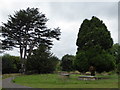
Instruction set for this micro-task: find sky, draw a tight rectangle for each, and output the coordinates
[0,0,119,59]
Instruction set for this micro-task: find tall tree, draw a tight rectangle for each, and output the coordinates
[75,16,115,73]
[76,16,113,53]
[1,7,61,73]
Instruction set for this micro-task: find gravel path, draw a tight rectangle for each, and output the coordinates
[2,77,32,88]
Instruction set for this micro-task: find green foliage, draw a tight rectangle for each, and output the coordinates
[60,54,75,72]
[2,54,13,74]
[118,45,120,63]
[74,47,115,73]
[2,54,20,74]
[76,16,113,53]
[26,44,59,74]
[74,51,89,72]
[49,56,60,71]
[110,43,120,64]
[1,7,61,73]
[1,7,61,51]
[75,16,114,73]
[91,50,115,73]
[116,63,120,74]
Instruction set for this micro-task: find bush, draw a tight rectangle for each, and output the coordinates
[116,63,120,74]
[74,51,89,73]
[2,54,20,74]
[91,51,115,73]
[60,54,75,72]
[74,46,115,73]
[26,44,59,74]
[26,56,59,74]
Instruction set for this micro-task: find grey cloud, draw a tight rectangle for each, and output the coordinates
[51,29,78,59]
[49,2,118,22]
[118,1,120,43]
[49,2,118,58]
[0,1,118,59]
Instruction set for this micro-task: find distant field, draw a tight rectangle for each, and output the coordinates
[13,74,118,88]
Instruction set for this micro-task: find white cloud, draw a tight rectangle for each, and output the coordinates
[0,1,51,25]
[50,21,80,59]
[0,1,118,59]
[102,17,118,43]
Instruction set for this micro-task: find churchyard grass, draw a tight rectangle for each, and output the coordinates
[13,73,118,88]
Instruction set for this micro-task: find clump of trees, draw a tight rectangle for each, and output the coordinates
[75,47,115,73]
[1,7,61,73]
[2,54,21,74]
[110,43,120,74]
[110,43,120,64]
[74,16,116,74]
[26,44,60,74]
[1,7,119,75]
[60,54,75,72]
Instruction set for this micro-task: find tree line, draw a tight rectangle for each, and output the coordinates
[2,42,120,74]
[2,54,21,74]
[61,43,120,75]
[1,7,120,75]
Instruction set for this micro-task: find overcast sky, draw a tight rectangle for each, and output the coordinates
[0,0,119,59]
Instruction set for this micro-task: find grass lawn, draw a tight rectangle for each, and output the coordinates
[13,74,118,88]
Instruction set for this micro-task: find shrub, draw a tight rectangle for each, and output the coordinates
[26,44,59,74]
[74,51,89,73]
[2,54,20,74]
[116,63,120,74]
[60,54,75,72]
[74,47,115,73]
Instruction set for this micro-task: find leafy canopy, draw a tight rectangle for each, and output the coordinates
[76,16,113,53]
[1,7,61,58]
[60,54,75,72]
[2,54,20,74]
[26,44,59,74]
[1,7,61,73]
[75,16,115,73]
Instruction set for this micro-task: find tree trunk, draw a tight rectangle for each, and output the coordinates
[20,45,26,74]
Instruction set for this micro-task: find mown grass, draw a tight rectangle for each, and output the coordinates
[13,74,118,88]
